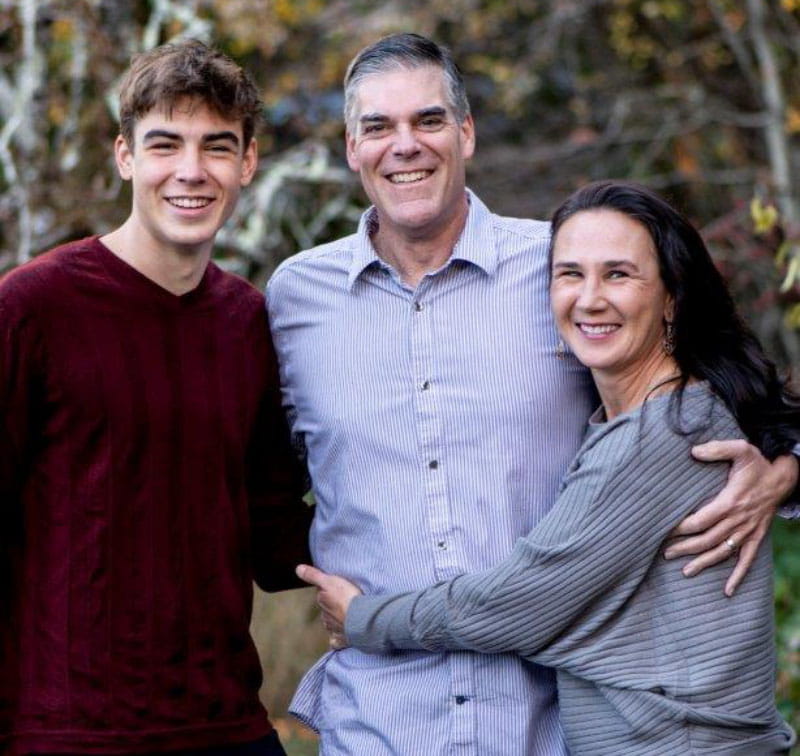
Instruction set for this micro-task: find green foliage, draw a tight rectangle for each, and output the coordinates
[774,518,800,732]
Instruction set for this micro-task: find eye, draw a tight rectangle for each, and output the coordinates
[362,123,387,135]
[148,141,177,152]
[607,269,629,280]
[207,143,236,153]
[554,269,581,279]
[418,116,445,130]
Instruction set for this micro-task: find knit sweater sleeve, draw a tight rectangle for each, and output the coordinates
[247,307,314,592]
[0,283,42,520]
[346,390,738,661]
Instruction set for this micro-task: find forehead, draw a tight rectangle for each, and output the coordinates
[553,209,656,261]
[352,65,450,119]
[132,97,244,142]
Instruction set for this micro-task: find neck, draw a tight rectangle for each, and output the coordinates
[101,221,211,296]
[372,197,469,288]
[593,352,681,420]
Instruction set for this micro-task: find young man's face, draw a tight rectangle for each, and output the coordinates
[346,65,475,243]
[114,98,257,258]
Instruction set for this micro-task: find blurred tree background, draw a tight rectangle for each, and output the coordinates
[2,0,799,751]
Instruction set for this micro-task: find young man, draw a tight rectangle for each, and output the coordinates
[267,33,798,755]
[0,40,311,756]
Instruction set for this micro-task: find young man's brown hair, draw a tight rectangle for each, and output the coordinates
[118,39,262,149]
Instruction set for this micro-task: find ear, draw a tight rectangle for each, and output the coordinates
[459,114,476,161]
[240,137,258,187]
[345,129,360,173]
[114,134,134,180]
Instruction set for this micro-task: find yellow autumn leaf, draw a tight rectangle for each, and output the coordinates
[786,106,800,134]
[784,302,800,330]
[750,197,779,234]
[780,255,800,294]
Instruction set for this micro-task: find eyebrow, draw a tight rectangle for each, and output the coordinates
[358,105,449,125]
[358,113,391,126]
[552,259,639,270]
[142,129,241,147]
[415,106,447,119]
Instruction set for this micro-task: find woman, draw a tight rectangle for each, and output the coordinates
[299,181,799,754]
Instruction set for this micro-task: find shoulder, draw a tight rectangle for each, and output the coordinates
[205,265,270,334]
[0,237,98,314]
[269,235,357,284]
[574,385,741,493]
[491,213,552,245]
[474,198,553,270]
[209,263,263,304]
[470,190,552,249]
[266,234,358,308]
[468,190,551,243]
[639,383,742,448]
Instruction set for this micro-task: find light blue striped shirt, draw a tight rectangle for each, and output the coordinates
[266,190,596,755]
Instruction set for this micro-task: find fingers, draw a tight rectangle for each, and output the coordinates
[295,563,329,588]
[668,501,730,538]
[724,539,759,597]
[691,438,752,464]
[674,520,769,596]
[665,516,737,558]
[328,631,348,650]
[677,530,741,577]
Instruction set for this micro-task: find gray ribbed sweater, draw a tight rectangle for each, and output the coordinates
[347,384,796,754]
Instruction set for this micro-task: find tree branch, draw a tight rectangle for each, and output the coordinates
[747,0,797,226]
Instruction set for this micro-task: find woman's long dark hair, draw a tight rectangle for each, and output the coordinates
[549,180,800,459]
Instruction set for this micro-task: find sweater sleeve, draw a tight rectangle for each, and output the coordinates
[346,398,738,663]
[247,315,313,593]
[0,287,44,619]
[0,293,40,524]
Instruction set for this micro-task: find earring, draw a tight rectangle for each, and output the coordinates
[556,338,566,360]
[663,321,675,355]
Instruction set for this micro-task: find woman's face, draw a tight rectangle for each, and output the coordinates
[550,208,673,380]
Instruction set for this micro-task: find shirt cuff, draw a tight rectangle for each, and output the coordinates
[778,444,800,519]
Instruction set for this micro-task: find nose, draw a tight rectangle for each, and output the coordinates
[175,146,207,184]
[575,275,605,311]
[391,124,421,158]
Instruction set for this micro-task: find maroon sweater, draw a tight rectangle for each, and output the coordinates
[0,238,312,754]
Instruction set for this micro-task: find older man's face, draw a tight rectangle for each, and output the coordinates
[346,65,475,244]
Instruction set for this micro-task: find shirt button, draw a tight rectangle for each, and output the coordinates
[414,301,424,312]
[428,460,438,469]
[455,695,468,705]
[421,380,430,391]
[437,541,447,550]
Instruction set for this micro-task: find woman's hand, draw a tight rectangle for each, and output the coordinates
[296,564,363,649]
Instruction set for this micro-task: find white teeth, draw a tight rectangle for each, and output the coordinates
[580,324,617,335]
[389,170,430,184]
[168,197,211,208]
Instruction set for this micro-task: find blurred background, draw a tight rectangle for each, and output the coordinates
[2,1,799,752]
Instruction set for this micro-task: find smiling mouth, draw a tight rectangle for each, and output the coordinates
[167,197,213,209]
[579,323,619,335]
[388,170,432,184]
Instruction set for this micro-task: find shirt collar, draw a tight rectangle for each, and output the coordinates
[347,189,499,290]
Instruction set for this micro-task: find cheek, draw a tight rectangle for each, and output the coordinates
[549,286,572,323]
[133,162,169,187]
[348,141,381,174]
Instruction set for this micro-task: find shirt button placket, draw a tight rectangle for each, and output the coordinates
[410,292,453,576]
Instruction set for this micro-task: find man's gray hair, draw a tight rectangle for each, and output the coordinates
[343,33,471,132]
